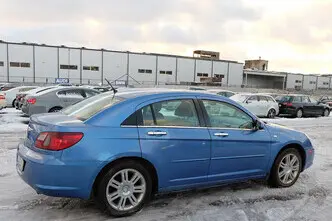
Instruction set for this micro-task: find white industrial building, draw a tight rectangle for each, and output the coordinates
[1,41,332,91]
[0,41,244,86]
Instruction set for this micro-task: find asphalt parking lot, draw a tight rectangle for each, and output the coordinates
[0,108,331,221]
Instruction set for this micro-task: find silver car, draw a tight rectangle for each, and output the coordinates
[21,86,101,116]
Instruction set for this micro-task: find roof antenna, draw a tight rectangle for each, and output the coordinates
[104,78,118,94]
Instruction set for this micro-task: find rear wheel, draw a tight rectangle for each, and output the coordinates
[267,109,276,118]
[295,109,303,118]
[96,161,152,217]
[12,99,16,108]
[323,108,330,117]
[48,107,62,113]
[269,148,302,188]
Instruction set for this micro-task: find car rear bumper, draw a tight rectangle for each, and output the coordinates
[21,105,47,116]
[16,142,96,199]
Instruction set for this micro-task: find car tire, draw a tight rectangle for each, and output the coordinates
[48,107,62,113]
[268,148,302,188]
[267,109,276,118]
[323,108,330,117]
[96,160,152,217]
[295,109,303,118]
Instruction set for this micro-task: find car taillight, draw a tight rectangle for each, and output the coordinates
[282,102,293,107]
[0,95,5,100]
[35,132,83,151]
[27,98,36,104]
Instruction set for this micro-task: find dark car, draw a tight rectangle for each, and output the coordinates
[277,94,330,118]
[318,96,332,107]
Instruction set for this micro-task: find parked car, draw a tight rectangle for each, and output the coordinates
[15,86,56,109]
[17,90,314,217]
[318,95,332,107]
[21,86,101,116]
[0,86,39,107]
[207,89,235,97]
[277,94,330,118]
[0,83,15,92]
[0,93,6,110]
[230,93,279,118]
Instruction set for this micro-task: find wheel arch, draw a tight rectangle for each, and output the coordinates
[48,106,63,112]
[271,143,306,174]
[91,156,159,199]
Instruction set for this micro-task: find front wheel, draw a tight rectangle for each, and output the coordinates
[323,108,330,117]
[269,148,302,188]
[96,161,152,217]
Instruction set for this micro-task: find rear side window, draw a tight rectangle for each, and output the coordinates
[292,96,301,102]
[248,96,258,101]
[258,96,268,102]
[302,96,310,103]
[137,99,200,127]
[57,90,84,99]
[266,96,275,102]
[19,87,35,92]
[63,94,123,121]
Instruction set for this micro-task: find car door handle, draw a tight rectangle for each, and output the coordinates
[214,132,229,137]
[147,131,167,136]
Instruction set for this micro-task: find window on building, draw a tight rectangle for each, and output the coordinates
[83,66,91,70]
[60,65,78,70]
[10,62,20,67]
[145,69,152,74]
[166,71,172,75]
[323,82,329,85]
[160,71,165,74]
[20,62,30,68]
[0,61,4,67]
[214,74,225,78]
[309,81,316,84]
[197,73,209,77]
[295,80,302,83]
[91,66,99,71]
[138,69,145,73]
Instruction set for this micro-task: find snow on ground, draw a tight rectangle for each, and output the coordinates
[0,108,331,221]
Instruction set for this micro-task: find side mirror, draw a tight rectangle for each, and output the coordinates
[252,119,263,131]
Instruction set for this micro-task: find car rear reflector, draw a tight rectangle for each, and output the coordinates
[0,95,5,100]
[35,132,83,151]
[27,98,36,104]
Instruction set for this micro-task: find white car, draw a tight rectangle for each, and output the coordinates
[207,89,235,97]
[0,86,38,107]
[230,93,279,118]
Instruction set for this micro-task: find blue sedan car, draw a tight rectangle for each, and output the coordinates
[17,90,314,217]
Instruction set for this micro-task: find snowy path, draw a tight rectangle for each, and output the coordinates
[0,109,331,221]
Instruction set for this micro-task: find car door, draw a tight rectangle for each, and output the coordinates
[56,89,85,107]
[301,96,314,115]
[308,97,324,115]
[199,99,271,182]
[244,95,263,116]
[137,98,211,189]
[258,96,270,115]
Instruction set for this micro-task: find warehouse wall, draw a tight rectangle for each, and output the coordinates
[0,43,7,82]
[103,51,128,83]
[81,49,102,85]
[129,54,156,85]
[317,76,330,89]
[35,46,58,83]
[8,44,34,82]
[228,63,243,86]
[58,48,81,84]
[195,60,212,82]
[177,58,195,83]
[156,56,176,84]
[286,74,303,89]
[303,75,317,90]
[212,61,228,85]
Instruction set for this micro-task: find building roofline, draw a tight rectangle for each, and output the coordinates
[0,40,242,64]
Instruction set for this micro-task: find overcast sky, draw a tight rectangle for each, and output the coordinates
[1,0,331,74]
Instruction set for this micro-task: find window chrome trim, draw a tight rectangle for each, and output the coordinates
[137,125,206,129]
[121,125,264,131]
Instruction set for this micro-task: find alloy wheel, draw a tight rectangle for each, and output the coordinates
[278,153,300,185]
[268,109,276,118]
[106,169,146,212]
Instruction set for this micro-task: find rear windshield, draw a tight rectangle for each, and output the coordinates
[62,93,123,121]
[230,94,249,102]
[276,96,292,102]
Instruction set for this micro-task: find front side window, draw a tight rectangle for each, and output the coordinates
[202,100,253,129]
[57,90,84,99]
[258,96,268,102]
[84,89,100,98]
[139,99,200,127]
[292,96,301,102]
[302,96,310,103]
[248,96,258,102]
